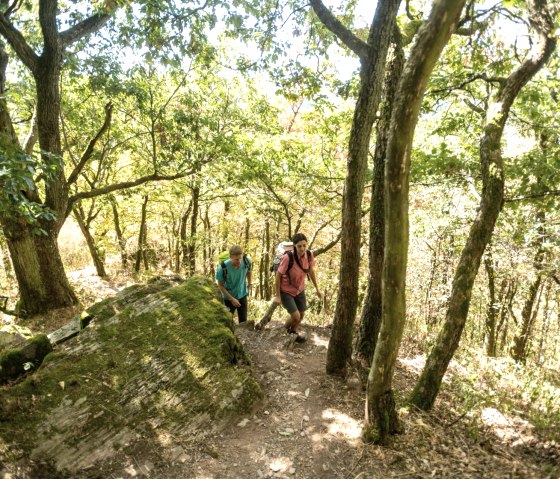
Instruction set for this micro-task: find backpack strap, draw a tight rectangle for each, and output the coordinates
[292,250,311,273]
[220,260,228,283]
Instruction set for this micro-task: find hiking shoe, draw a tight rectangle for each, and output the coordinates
[294,333,306,343]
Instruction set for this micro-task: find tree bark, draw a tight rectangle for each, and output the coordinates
[366,0,467,444]
[409,0,556,411]
[134,195,149,273]
[355,35,404,367]
[185,186,199,276]
[322,0,402,377]
[73,206,107,277]
[110,197,128,269]
[484,248,498,357]
[511,213,547,362]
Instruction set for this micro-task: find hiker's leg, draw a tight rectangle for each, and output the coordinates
[280,292,299,332]
[285,310,301,333]
[237,296,248,323]
[290,292,307,332]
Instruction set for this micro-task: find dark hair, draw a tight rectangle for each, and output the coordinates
[292,233,308,245]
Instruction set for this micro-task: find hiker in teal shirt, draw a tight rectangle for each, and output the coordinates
[216,245,252,323]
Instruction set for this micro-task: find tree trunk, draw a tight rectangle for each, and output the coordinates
[134,195,149,273]
[179,200,193,272]
[484,248,498,357]
[325,0,401,376]
[0,233,14,280]
[355,37,404,367]
[264,219,271,300]
[366,0,466,444]
[0,42,77,316]
[73,207,107,277]
[185,186,199,276]
[110,197,128,269]
[409,0,556,411]
[3,219,78,316]
[511,274,543,362]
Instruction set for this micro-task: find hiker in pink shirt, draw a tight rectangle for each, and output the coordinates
[274,233,321,341]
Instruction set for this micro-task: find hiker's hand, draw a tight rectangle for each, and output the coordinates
[232,298,241,308]
[273,296,281,304]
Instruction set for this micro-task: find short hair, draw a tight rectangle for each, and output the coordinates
[292,233,308,245]
[229,245,243,256]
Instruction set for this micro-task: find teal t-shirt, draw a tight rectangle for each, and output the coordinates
[216,257,252,300]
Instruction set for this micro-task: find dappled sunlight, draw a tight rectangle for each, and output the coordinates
[399,354,426,372]
[309,331,329,348]
[309,408,363,443]
[480,407,536,446]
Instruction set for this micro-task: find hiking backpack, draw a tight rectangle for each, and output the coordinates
[271,241,311,274]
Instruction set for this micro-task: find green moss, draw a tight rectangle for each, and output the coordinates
[0,348,26,383]
[0,275,261,470]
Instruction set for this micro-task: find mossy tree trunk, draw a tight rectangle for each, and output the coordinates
[409,0,556,411]
[355,33,404,367]
[366,0,466,444]
[312,0,402,377]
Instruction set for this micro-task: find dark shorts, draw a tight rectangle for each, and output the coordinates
[281,291,307,314]
[224,296,248,323]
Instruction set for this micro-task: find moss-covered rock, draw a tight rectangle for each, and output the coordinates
[0,334,52,384]
[0,276,261,475]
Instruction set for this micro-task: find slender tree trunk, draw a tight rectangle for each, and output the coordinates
[73,207,107,277]
[484,248,498,357]
[511,275,543,362]
[134,195,149,273]
[185,186,199,276]
[264,219,271,300]
[409,0,556,411]
[366,0,466,443]
[110,197,128,269]
[179,200,193,272]
[355,37,404,367]
[325,0,402,376]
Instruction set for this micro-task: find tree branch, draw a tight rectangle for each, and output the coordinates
[66,170,197,216]
[0,14,38,72]
[313,231,342,257]
[309,0,370,60]
[67,102,113,186]
[60,11,113,48]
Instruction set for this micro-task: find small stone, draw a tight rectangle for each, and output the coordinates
[237,418,250,427]
[264,410,270,415]
[289,467,296,475]
[270,463,282,472]
[302,415,309,422]
[304,388,310,398]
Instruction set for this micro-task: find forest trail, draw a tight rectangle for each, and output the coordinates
[164,321,554,479]
[18,270,558,478]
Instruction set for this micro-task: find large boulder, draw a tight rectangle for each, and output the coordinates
[0,276,261,476]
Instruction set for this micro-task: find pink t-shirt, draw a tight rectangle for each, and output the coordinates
[277,251,315,296]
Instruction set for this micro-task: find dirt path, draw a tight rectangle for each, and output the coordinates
[158,322,555,479]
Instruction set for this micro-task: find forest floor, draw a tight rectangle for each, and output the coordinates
[8,268,560,479]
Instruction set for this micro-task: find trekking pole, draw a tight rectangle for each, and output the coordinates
[255,300,279,330]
